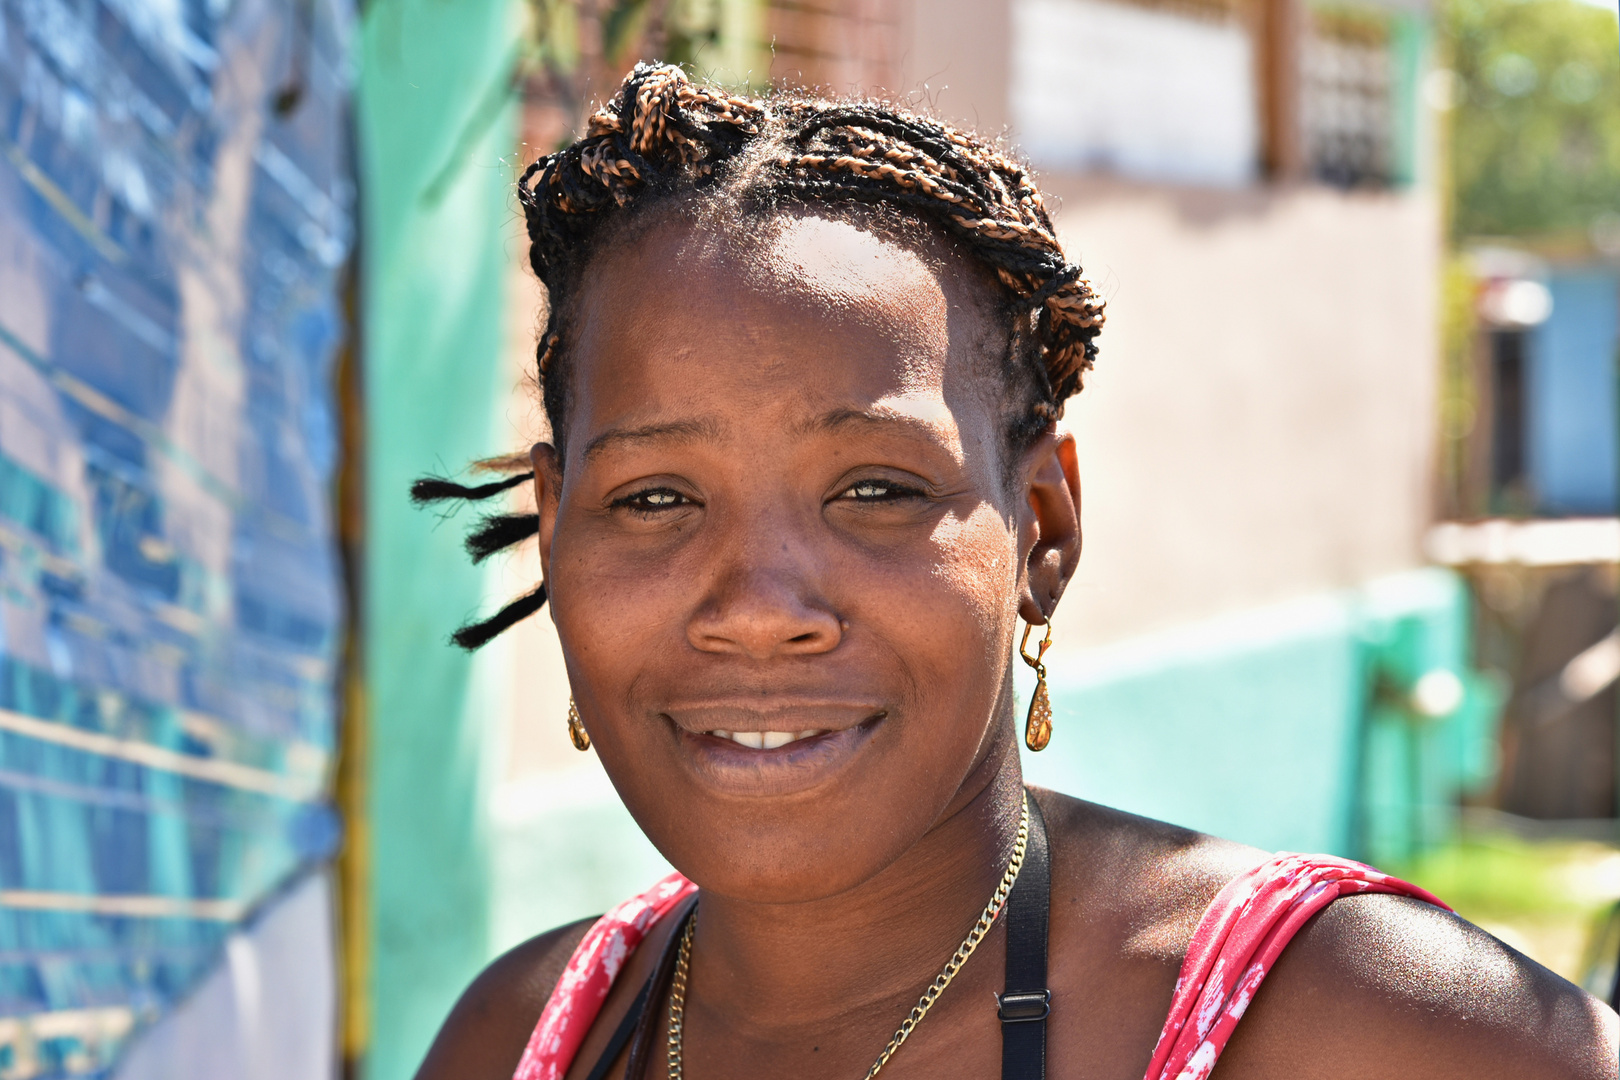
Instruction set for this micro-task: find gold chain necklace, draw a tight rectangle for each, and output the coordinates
[666,794,1031,1080]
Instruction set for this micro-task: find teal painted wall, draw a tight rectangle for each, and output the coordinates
[1388,13,1431,189]
[489,772,673,957]
[357,0,520,1075]
[1024,568,1499,864]
[1024,593,1366,854]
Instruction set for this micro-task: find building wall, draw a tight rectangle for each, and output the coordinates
[894,0,1446,647]
[1043,176,1442,647]
[0,0,352,1073]
[1012,0,1260,186]
[1027,568,1495,864]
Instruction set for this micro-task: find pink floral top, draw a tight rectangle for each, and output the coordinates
[511,853,1447,1080]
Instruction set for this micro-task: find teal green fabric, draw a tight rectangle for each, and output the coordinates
[358,0,520,1076]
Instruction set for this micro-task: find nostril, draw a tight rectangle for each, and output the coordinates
[789,632,818,644]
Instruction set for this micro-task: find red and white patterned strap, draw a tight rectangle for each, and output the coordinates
[511,872,697,1080]
[1142,853,1449,1080]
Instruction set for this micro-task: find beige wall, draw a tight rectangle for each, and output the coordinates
[1042,177,1441,646]
[893,0,1012,134]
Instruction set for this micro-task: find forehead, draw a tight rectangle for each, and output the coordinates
[565,211,1004,443]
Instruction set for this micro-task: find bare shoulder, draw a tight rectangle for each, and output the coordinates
[1035,787,1269,955]
[1214,890,1620,1080]
[413,916,597,1080]
[1033,789,1618,1079]
[1034,789,1274,1079]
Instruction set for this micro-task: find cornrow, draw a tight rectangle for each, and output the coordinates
[424,61,1106,649]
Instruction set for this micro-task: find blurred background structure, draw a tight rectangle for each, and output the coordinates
[0,0,1614,1075]
[0,0,350,1075]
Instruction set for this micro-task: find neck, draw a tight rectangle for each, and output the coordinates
[683,727,1027,1037]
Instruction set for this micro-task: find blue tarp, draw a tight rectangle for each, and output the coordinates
[0,0,352,1072]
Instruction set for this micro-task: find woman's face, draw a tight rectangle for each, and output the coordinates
[534,212,1080,903]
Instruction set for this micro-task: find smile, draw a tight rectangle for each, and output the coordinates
[668,708,884,798]
[705,729,829,749]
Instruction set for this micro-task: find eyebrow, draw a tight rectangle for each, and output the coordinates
[797,406,945,440]
[582,418,724,461]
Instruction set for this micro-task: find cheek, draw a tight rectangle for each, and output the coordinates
[860,502,1019,755]
[546,526,687,685]
[924,504,1020,653]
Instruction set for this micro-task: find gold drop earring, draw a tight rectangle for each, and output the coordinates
[566,697,591,752]
[1019,622,1054,751]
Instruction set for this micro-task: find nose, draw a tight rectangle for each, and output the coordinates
[687,533,844,659]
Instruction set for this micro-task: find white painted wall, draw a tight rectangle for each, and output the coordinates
[1011,0,1260,186]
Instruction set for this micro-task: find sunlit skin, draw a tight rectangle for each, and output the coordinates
[416,212,1619,1080]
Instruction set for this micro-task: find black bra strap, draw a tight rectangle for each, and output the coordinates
[583,976,652,1080]
[1000,791,1051,1080]
[585,896,695,1080]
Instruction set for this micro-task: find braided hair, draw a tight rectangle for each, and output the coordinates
[416,62,1106,650]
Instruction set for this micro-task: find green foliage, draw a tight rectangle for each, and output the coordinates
[1437,254,1480,513]
[1389,831,1620,985]
[1446,0,1620,240]
[1392,833,1597,919]
[521,0,731,83]
[523,0,582,76]
[660,0,725,69]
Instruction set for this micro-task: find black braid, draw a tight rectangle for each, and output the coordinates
[466,514,540,564]
[411,472,532,504]
[451,584,547,651]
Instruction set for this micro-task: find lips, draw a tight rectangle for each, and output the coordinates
[663,703,885,797]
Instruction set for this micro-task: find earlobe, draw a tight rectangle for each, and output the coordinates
[1018,431,1082,625]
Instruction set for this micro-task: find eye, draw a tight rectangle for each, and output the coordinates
[613,487,693,514]
[837,478,925,502]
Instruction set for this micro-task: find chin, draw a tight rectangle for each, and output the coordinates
[658,809,909,904]
[615,768,939,905]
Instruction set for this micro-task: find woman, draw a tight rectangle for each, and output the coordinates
[413,64,1618,1080]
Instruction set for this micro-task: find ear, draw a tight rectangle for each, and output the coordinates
[530,442,562,595]
[1016,430,1081,625]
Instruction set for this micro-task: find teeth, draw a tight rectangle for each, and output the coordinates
[706,730,828,749]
